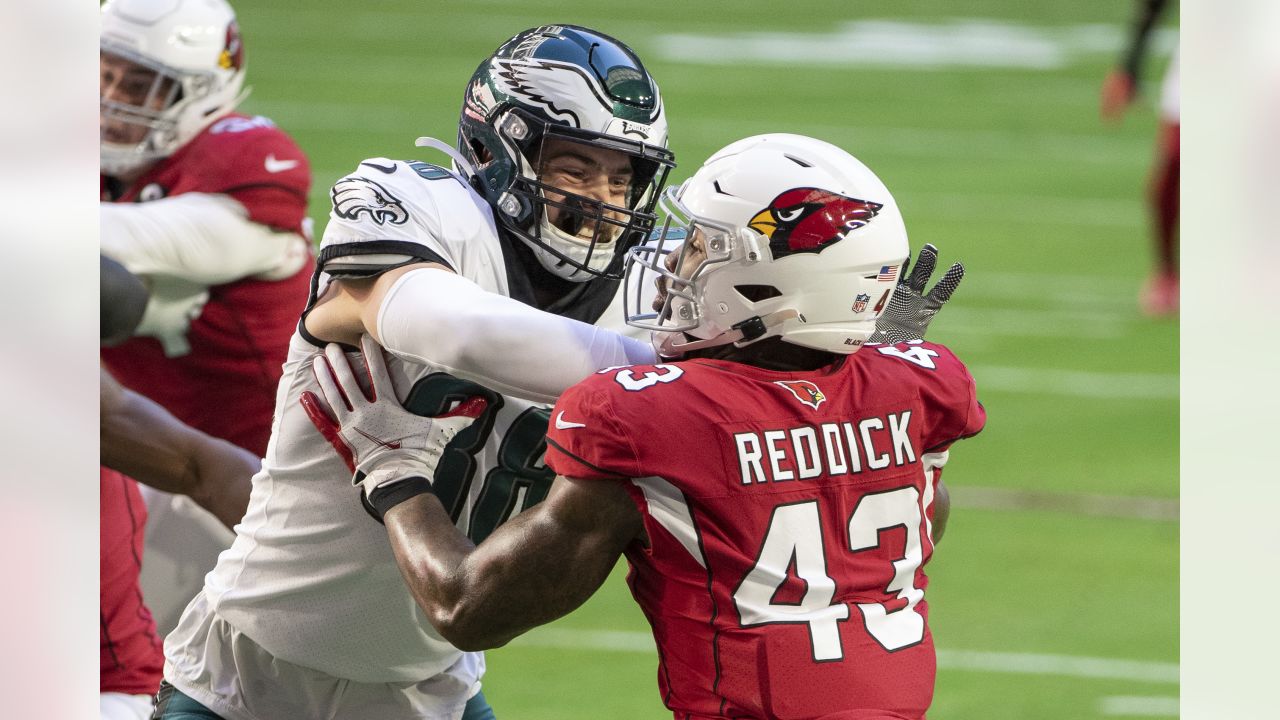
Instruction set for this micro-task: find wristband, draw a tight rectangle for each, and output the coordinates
[363,475,435,524]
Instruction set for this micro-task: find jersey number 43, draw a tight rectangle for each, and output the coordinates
[732,486,928,661]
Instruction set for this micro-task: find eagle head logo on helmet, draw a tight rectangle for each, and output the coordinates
[331,177,409,226]
[746,187,882,258]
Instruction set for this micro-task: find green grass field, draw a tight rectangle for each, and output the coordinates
[232,1,1179,716]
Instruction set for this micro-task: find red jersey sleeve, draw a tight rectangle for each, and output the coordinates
[912,341,986,452]
[173,116,312,233]
[545,374,640,480]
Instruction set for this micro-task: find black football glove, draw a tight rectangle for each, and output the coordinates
[869,243,965,344]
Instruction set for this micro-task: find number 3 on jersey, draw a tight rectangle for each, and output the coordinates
[732,487,927,661]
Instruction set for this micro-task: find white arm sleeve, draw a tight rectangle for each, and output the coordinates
[377,268,658,404]
[100,193,306,285]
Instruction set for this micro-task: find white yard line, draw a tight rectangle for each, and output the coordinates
[972,365,1178,399]
[1100,695,1181,716]
[509,628,1179,684]
[678,116,1147,166]
[954,487,1178,522]
[654,20,1175,70]
[931,307,1136,340]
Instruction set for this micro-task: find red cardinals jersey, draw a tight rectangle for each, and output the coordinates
[546,341,985,720]
[100,113,313,456]
[100,467,164,696]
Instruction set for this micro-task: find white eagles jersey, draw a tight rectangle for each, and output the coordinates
[166,158,637,689]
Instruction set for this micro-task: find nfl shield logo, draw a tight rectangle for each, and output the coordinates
[853,293,871,313]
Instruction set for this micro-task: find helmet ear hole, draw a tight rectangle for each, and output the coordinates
[735,284,783,303]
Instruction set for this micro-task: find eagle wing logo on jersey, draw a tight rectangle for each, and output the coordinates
[748,187,883,257]
[331,177,409,226]
[774,380,827,410]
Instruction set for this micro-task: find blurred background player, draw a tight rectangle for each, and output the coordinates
[1100,0,1178,316]
[101,257,257,720]
[153,25,673,720]
[304,134,982,720]
[98,0,313,633]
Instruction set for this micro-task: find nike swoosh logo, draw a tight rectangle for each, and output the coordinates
[360,161,397,174]
[554,411,587,430]
[264,154,300,173]
[354,428,402,450]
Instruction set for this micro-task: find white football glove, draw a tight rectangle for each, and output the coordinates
[300,334,488,522]
[869,243,965,344]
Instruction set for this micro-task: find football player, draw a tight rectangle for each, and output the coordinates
[99,0,314,635]
[101,260,258,720]
[1100,0,1179,315]
[100,0,313,457]
[154,25,674,720]
[305,134,982,720]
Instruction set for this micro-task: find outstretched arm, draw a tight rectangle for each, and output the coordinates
[385,475,642,651]
[306,264,656,404]
[100,368,257,529]
[302,335,644,649]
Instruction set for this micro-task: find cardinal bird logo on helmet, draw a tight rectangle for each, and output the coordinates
[748,187,882,257]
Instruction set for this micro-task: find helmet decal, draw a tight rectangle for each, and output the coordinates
[747,187,883,257]
[219,20,244,71]
[491,58,607,129]
[623,133,909,357]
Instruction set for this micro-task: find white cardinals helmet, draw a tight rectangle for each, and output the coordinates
[100,0,248,176]
[625,133,910,358]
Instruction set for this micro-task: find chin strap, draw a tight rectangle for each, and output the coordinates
[415,136,479,178]
[658,308,801,356]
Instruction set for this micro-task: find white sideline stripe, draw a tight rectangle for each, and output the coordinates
[955,487,1178,523]
[964,272,1138,306]
[655,20,1175,70]
[509,628,1179,684]
[678,117,1146,167]
[1100,695,1181,716]
[972,365,1179,400]
[937,650,1178,684]
[909,192,1143,229]
[934,308,1133,340]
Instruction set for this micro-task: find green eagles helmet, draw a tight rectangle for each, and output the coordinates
[457,25,676,281]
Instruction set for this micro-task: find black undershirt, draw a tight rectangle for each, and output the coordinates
[495,228,621,325]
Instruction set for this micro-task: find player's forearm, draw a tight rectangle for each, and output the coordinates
[183,437,257,530]
[101,192,302,286]
[377,268,657,403]
[384,494,531,650]
[385,490,625,651]
[101,386,255,529]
